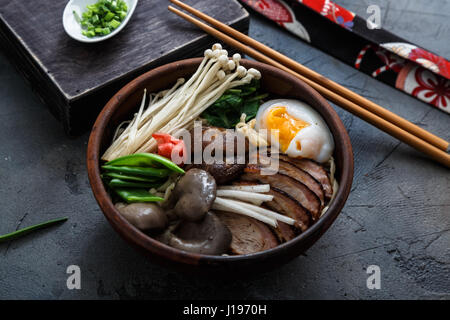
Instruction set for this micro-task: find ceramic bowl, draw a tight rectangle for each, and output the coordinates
[87,58,354,272]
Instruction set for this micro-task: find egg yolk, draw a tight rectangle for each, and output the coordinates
[266,106,310,152]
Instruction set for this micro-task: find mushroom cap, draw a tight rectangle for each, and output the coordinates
[168,168,217,222]
[160,212,232,255]
[115,202,168,230]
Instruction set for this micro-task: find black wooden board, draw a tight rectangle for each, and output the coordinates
[0,0,249,135]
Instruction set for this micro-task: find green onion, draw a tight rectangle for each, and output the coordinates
[105,153,185,174]
[0,217,68,243]
[102,172,162,183]
[74,0,128,38]
[103,153,184,204]
[108,178,162,189]
[109,19,121,29]
[102,165,171,178]
[114,189,164,203]
[104,11,115,21]
[73,10,82,24]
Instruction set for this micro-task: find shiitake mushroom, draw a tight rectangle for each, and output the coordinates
[158,212,232,255]
[164,168,217,222]
[117,168,232,255]
[115,202,168,230]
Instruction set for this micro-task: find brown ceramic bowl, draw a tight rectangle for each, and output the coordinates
[87,58,354,272]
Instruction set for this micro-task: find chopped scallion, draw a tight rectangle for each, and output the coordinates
[74,0,128,38]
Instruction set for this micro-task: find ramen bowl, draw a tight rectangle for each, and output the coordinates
[87,58,354,272]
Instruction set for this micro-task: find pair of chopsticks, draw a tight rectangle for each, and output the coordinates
[168,0,450,168]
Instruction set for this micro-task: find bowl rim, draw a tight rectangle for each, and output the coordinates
[87,57,354,266]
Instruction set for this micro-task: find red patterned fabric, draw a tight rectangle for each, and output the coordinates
[243,0,293,23]
[300,0,355,30]
[409,48,450,79]
[397,65,450,112]
[241,0,450,113]
[412,69,449,109]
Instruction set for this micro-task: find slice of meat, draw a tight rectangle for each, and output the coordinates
[216,211,278,255]
[273,221,296,242]
[187,126,249,157]
[251,153,325,206]
[266,188,311,231]
[242,165,321,220]
[185,163,245,184]
[232,181,307,241]
[278,160,325,206]
[184,126,247,184]
[276,154,333,200]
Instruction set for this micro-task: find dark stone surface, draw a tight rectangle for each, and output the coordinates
[0,0,449,299]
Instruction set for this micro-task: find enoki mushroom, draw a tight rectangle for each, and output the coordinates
[235,113,269,147]
[102,43,262,161]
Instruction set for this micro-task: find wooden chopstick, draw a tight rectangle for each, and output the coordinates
[168,5,450,168]
[170,0,448,153]
[169,0,449,153]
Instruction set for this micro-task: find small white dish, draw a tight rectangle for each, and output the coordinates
[63,0,138,43]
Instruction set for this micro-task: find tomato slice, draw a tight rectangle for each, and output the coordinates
[152,133,186,165]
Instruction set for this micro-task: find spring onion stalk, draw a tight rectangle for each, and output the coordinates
[108,178,162,189]
[216,189,274,203]
[218,184,271,193]
[105,153,185,174]
[114,189,164,203]
[213,197,277,228]
[102,172,162,183]
[0,217,68,243]
[226,198,296,225]
[101,165,171,178]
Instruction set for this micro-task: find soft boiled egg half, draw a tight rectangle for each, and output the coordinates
[255,99,334,163]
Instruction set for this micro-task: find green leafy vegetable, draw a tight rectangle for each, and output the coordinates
[0,217,68,243]
[201,79,268,128]
[74,0,128,38]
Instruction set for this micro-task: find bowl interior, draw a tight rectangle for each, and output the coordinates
[88,58,354,270]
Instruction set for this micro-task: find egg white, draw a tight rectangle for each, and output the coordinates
[255,99,334,163]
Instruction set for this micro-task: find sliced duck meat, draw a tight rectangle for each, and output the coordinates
[250,153,325,207]
[217,211,279,255]
[278,160,325,206]
[242,165,321,220]
[184,126,248,184]
[232,181,309,239]
[187,126,220,153]
[265,188,311,231]
[257,196,288,243]
[274,222,296,242]
[187,126,249,157]
[185,163,245,184]
[276,154,333,200]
